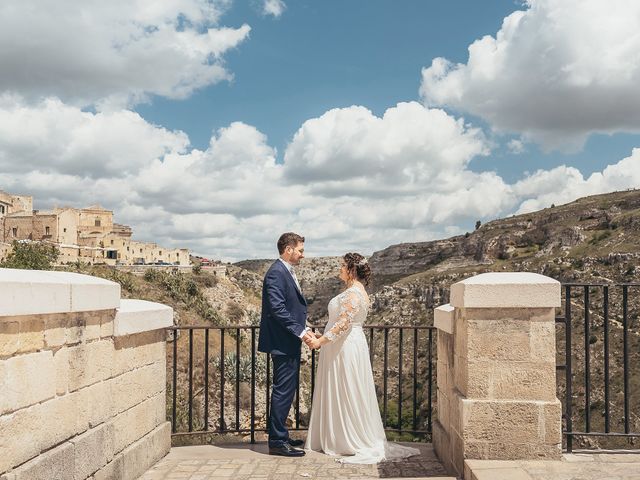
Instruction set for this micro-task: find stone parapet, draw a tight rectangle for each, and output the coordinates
[434,272,562,479]
[0,268,173,480]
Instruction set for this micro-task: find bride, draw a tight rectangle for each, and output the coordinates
[304,253,420,464]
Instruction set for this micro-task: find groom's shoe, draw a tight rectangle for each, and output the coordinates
[269,443,305,457]
[287,438,305,447]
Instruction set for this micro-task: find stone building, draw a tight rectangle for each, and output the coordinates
[0,191,190,266]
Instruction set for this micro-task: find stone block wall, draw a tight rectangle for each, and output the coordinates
[433,272,562,478]
[0,269,173,480]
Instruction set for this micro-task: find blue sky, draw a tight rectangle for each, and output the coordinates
[1,0,640,260]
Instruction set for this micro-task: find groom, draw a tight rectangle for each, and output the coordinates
[258,232,314,457]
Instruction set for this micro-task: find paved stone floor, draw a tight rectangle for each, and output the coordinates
[466,453,640,480]
[139,442,455,480]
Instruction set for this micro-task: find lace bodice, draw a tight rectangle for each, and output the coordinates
[323,286,369,341]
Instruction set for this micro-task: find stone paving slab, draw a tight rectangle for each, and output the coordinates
[139,442,456,479]
[465,453,640,480]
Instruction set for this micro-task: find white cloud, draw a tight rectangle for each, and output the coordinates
[513,148,640,213]
[507,139,525,154]
[2,94,638,261]
[0,0,250,108]
[262,0,286,17]
[284,102,490,196]
[420,0,640,151]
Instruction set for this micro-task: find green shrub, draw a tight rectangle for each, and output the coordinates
[0,241,59,270]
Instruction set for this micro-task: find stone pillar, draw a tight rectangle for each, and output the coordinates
[433,272,562,478]
[0,268,174,480]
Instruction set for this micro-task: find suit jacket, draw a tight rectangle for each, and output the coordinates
[257,260,308,356]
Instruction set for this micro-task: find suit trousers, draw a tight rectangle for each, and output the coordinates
[268,353,300,447]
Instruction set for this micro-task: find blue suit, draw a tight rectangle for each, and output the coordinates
[258,260,307,447]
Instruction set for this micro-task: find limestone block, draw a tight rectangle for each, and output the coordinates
[436,389,450,430]
[0,316,45,357]
[120,422,171,480]
[84,310,104,341]
[473,361,557,401]
[113,299,173,337]
[44,313,68,349]
[70,423,114,480]
[463,307,555,323]
[464,440,561,460]
[0,268,120,316]
[0,320,19,357]
[466,319,532,362]
[92,456,124,480]
[113,330,165,377]
[529,321,557,362]
[0,350,55,415]
[433,420,453,475]
[450,272,560,309]
[84,380,114,428]
[0,404,43,474]
[112,362,165,415]
[100,318,114,338]
[453,315,468,360]
[53,347,69,395]
[111,392,165,454]
[543,399,562,445]
[37,390,89,452]
[67,340,114,392]
[436,330,453,367]
[461,399,551,444]
[455,356,492,398]
[66,311,114,346]
[5,441,74,480]
[434,304,454,334]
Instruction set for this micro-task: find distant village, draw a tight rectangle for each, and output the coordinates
[0,190,190,266]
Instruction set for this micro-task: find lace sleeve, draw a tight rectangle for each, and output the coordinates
[323,290,359,341]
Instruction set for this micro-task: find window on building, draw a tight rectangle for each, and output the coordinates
[0,205,5,214]
[45,226,50,236]
[95,219,101,227]
[63,228,67,233]
[110,239,114,245]
[12,227,17,237]
[140,248,143,253]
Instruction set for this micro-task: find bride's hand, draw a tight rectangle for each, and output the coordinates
[309,337,321,350]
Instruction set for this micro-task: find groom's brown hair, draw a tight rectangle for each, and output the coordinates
[277,232,305,254]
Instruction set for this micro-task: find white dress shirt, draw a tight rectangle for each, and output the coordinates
[278,257,309,339]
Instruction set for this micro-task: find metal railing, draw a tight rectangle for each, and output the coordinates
[167,325,435,443]
[556,283,640,452]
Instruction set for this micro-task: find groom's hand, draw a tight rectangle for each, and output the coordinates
[302,331,315,348]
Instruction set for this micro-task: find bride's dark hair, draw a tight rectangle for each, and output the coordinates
[343,252,372,286]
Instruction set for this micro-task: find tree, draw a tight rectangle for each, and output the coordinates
[475,220,482,230]
[0,241,59,270]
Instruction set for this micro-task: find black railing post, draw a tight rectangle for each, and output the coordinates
[235,328,240,431]
[603,285,610,433]
[220,329,225,431]
[172,330,177,433]
[584,286,591,433]
[565,285,573,453]
[188,328,194,432]
[383,327,389,427]
[623,285,630,434]
[412,328,418,433]
[428,328,433,435]
[204,328,209,431]
[250,327,256,444]
[398,328,403,433]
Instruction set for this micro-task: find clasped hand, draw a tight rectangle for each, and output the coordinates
[303,331,322,349]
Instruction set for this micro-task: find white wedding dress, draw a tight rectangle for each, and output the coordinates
[305,286,421,464]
